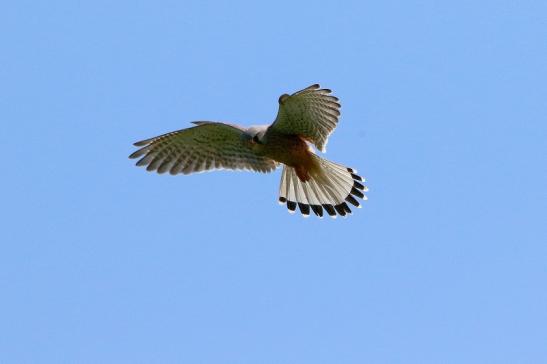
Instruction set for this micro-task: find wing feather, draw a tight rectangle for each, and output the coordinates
[129,122,277,175]
[267,84,341,152]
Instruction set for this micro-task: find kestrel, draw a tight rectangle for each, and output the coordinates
[129,84,368,217]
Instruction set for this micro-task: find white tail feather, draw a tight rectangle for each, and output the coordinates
[278,155,367,218]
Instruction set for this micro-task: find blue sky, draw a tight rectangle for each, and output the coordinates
[1,0,546,362]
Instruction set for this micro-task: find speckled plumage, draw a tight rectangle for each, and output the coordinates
[270,84,341,152]
[129,84,368,218]
[129,122,277,174]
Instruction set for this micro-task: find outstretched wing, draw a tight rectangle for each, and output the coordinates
[267,84,341,152]
[129,122,278,175]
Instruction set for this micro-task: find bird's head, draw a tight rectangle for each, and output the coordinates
[246,126,268,149]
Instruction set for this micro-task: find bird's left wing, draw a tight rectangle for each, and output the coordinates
[267,84,341,152]
[129,122,277,174]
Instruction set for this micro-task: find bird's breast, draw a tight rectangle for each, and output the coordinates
[261,134,317,172]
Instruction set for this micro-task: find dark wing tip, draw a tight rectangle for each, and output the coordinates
[310,205,324,217]
[351,187,365,199]
[353,180,365,190]
[128,149,142,159]
[341,202,352,214]
[298,203,310,216]
[334,204,347,216]
[322,204,336,217]
[133,140,151,147]
[287,200,297,212]
[351,173,362,181]
[345,195,360,207]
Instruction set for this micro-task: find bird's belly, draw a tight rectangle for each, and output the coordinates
[262,134,317,171]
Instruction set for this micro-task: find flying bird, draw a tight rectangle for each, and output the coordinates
[129,84,368,218]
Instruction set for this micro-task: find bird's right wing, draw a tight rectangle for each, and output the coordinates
[129,122,278,175]
[267,84,341,152]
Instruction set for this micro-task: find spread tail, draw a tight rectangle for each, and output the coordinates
[278,155,368,218]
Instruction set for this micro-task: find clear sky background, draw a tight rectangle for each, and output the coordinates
[1,0,546,363]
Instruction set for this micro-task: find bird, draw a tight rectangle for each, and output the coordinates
[129,84,368,218]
